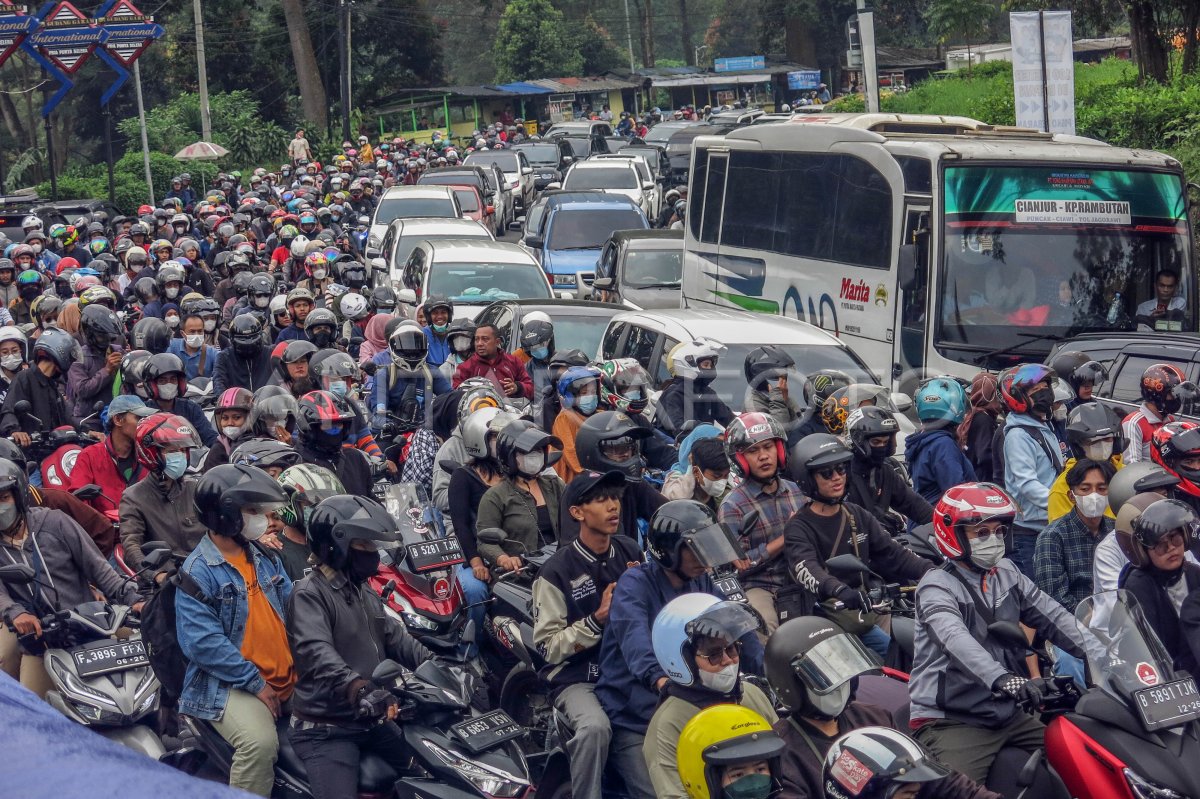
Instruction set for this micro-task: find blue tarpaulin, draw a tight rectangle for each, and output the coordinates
[493,82,554,95]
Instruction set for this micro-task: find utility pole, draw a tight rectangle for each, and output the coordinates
[134,61,155,205]
[622,0,638,114]
[193,0,212,140]
[856,0,880,113]
[338,0,352,143]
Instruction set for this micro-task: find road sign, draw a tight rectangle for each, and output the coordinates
[96,0,162,106]
[714,55,765,73]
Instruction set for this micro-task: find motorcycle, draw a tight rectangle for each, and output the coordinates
[0,562,164,758]
[171,656,532,799]
[11,399,98,487]
[823,552,918,674]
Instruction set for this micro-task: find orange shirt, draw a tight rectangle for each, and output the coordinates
[227,548,295,699]
[552,408,586,484]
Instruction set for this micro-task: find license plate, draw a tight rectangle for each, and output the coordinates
[1133,676,1200,731]
[72,639,148,677]
[450,710,523,754]
[407,537,465,573]
[714,575,746,603]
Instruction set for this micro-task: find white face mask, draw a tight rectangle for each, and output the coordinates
[697,661,739,693]
[517,451,545,476]
[1084,439,1113,461]
[969,535,1006,570]
[0,354,22,371]
[809,681,852,718]
[165,315,180,328]
[165,287,179,299]
[203,319,217,332]
[185,334,204,349]
[1052,405,1068,421]
[311,269,327,280]
[697,471,727,498]
[157,382,178,401]
[1074,491,1109,519]
[253,296,269,309]
[222,425,243,441]
[241,512,269,541]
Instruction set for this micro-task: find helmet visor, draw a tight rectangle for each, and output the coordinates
[791,633,881,695]
[683,521,746,568]
[685,601,760,644]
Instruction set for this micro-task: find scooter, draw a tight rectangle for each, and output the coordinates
[0,562,164,758]
[11,399,98,487]
[823,552,918,673]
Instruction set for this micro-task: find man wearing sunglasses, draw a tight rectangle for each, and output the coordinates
[784,434,935,658]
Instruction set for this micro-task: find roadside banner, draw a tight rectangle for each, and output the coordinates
[0,4,38,68]
[1010,10,1075,134]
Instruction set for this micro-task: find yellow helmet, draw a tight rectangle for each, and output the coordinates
[676,704,785,799]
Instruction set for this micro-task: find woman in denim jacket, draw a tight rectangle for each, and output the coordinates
[176,464,291,797]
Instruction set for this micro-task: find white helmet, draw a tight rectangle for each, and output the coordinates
[290,235,310,259]
[521,310,552,329]
[669,339,725,381]
[269,294,288,315]
[339,292,370,321]
[0,325,28,361]
[21,215,42,233]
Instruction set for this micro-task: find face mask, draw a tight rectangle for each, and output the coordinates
[157,382,178,401]
[19,287,38,302]
[969,534,1006,570]
[869,444,890,466]
[578,394,599,415]
[699,473,727,498]
[162,451,188,479]
[30,243,42,254]
[1052,405,1068,421]
[311,268,327,280]
[234,341,260,358]
[517,451,545,477]
[432,323,448,334]
[310,330,334,349]
[0,501,18,531]
[329,380,348,398]
[185,334,204,349]
[55,284,72,299]
[809,681,851,719]
[165,315,180,329]
[253,295,269,309]
[697,661,739,694]
[1,354,22,371]
[1074,491,1109,518]
[1084,440,1113,461]
[531,345,549,361]
[348,548,380,583]
[1030,387,1054,417]
[165,287,179,299]
[222,425,243,440]
[241,512,269,541]
[723,773,772,799]
[452,339,472,355]
[203,319,217,332]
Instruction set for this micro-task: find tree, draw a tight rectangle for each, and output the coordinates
[573,15,630,75]
[279,0,329,128]
[925,0,996,72]
[493,0,584,82]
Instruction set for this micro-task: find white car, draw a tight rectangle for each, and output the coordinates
[593,153,662,218]
[561,161,654,216]
[465,150,535,214]
[366,186,461,255]
[395,240,556,320]
[368,217,494,289]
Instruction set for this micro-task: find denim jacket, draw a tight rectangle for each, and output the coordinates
[176,535,292,720]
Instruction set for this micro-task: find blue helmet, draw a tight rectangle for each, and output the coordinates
[556,365,601,409]
[915,377,968,424]
[652,593,760,689]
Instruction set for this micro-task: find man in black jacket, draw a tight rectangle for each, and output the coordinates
[0,329,75,448]
[844,406,933,535]
[287,495,433,799]
[213,314,275,394]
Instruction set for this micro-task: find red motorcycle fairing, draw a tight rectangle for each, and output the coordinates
[370,563,464,622]
[42,441,83,487]
[1045,716,1133,799]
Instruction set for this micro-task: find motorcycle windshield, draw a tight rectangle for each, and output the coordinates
[1075,590,1179,704]
[378,482,448,545]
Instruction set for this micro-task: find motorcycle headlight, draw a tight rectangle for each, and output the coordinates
[383,595,439,631]
[422,740,528,798]
[50,658,118,709]
[1125,769,1185,799]
[71,699,103,721]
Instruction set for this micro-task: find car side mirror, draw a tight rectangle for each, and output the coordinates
[526,235,545,249]
[365,246,380,259]
[545,182,561,191]
[897,244,918,291]
[591,277,614,291]
[370,258,386,272]
[890,392,913,413]
[521,167,533,176]
[396,288,417,305]
[643,182,655,192]
[562,156,574,164]
[476,527,508,545]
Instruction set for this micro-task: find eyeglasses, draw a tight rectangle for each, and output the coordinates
[1150,531,1186,555]
[816,464,848,480]
[697,642,741,665]
[967,524,1009,540]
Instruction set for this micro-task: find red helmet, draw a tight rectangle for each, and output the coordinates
[998,363,1056,414]
[1151,420,1200,498]
[1140,363,1196,415]
[135,412,201,471]
[298,389,354,430]
[137,204,154,215]
[932,482,1018,561]
[216,387,254,414]
[55,256,81,275]
[723,412,785,478]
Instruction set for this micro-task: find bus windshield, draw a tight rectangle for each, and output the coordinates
[937,165,1192,362]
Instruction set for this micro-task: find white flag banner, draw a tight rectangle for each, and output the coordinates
[1010,10,1075,134]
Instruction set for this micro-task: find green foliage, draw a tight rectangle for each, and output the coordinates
[924,0,995,45]
[493,0,584,82]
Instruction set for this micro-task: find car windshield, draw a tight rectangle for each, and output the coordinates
[375,198,457,225]
[561,138,592,158]
[543,313,609,357]
[469,152,519,172]
[427,262,551,302]
[452,189,480,213]
[644,123,691,144]
[707,342,877,411]
[620,149,661,173]
[392,232,487,267]
[937,165,1194,366]
[517,144,560,166]
[547,209,647,250]
[564,168,638,190]
[623,248,682,288]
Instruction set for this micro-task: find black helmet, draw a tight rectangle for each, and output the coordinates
[311,350,360,381]
[1130,498,1197,566]
[388,322,428,371]
[304,307,338,348]
[423,294,453,318]
[230,314,265,357]
[131,316,171,354]
[306,494,400,572]
[297,390,356,453]
[32,328,79,373]
[337,261,367,289]
[144,352,187,402]
[155,263,186,293]
[0,439,26,471]
[194,464,288,539]
[133,276,158,304]
[765,617,881,716]
[744,344,795,389]
[445,318,477,357]
[229,438,302,472]
[823,728,948,799]
[80,304,121,350]
[646,499,743,571]
[247,273,274,310]
[802,369,851,409]
[845,405,900,462]
[231,270,255,297]
[369,285,397,314]
[0,457,30,516]
[1049,350,1109,396]
[788,434,852,500]
[120,349,152,399]
[279,339,318,376]
[519,320,554,352]
[495,418,562,478]
[574,411,652,480]
[1065,401,1119,460]
[248,387,301,438]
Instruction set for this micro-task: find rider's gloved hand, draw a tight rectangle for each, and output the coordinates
[835,586,870,611]
[994,673,1046,713]
[356,686,397,720]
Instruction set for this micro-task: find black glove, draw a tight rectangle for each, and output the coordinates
[994,674,1046,713]
[356,686,397,720]
[835,586,869,611]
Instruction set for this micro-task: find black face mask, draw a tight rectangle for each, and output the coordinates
[347,548,380,584]
[868,445,890,466]
[309,330,334,349]
[55,284,72,299]
[310,427,346,454]
[19,286,40,302]
[233,340,260,358]
[1029,387,1054,417]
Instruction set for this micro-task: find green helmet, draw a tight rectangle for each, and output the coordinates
[276,464,345,529]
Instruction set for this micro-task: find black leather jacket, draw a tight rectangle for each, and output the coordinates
[287,565,433,725]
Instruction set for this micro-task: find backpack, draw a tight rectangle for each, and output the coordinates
[991,422,1064,490]
[139,568,212,704]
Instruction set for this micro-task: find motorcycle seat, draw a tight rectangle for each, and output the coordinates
[276,718,399,793]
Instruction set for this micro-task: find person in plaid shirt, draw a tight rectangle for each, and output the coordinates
[718,413,805,636]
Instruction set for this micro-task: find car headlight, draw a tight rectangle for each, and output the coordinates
[1125,769,1184,799]
[551,273,576,286]
[422,739,528,798]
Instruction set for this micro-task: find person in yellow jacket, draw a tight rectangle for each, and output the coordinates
[1048,402,1122,521]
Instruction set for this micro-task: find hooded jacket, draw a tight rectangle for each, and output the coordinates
[212,344,274,395]
[66,342,123,420]
[358,314,392,364]
[905,427,977,505]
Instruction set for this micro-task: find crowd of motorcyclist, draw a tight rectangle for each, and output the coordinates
[0,135,1199,799]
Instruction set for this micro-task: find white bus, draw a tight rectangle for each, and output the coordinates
[681,113,1196,390]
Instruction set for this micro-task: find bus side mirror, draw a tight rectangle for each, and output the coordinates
[897,244,918,291]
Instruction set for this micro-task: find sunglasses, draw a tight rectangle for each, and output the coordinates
[1150,531,1186,555]
[816,464,848,480]
[697,641,741,665]
[968,524,1009,540]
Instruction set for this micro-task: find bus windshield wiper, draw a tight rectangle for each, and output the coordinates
[973,329,1072,366]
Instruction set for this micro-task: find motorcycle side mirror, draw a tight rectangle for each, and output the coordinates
[0,563,35,583]
[142,548,174,572]
[72,483,103,500]
[143,540,169,552]
[381,578,397,604]
[13,400,30,415]
[825,554,873,576]
[986,621,1031,651]
[371,659,405,685]
[476,527,508,545]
